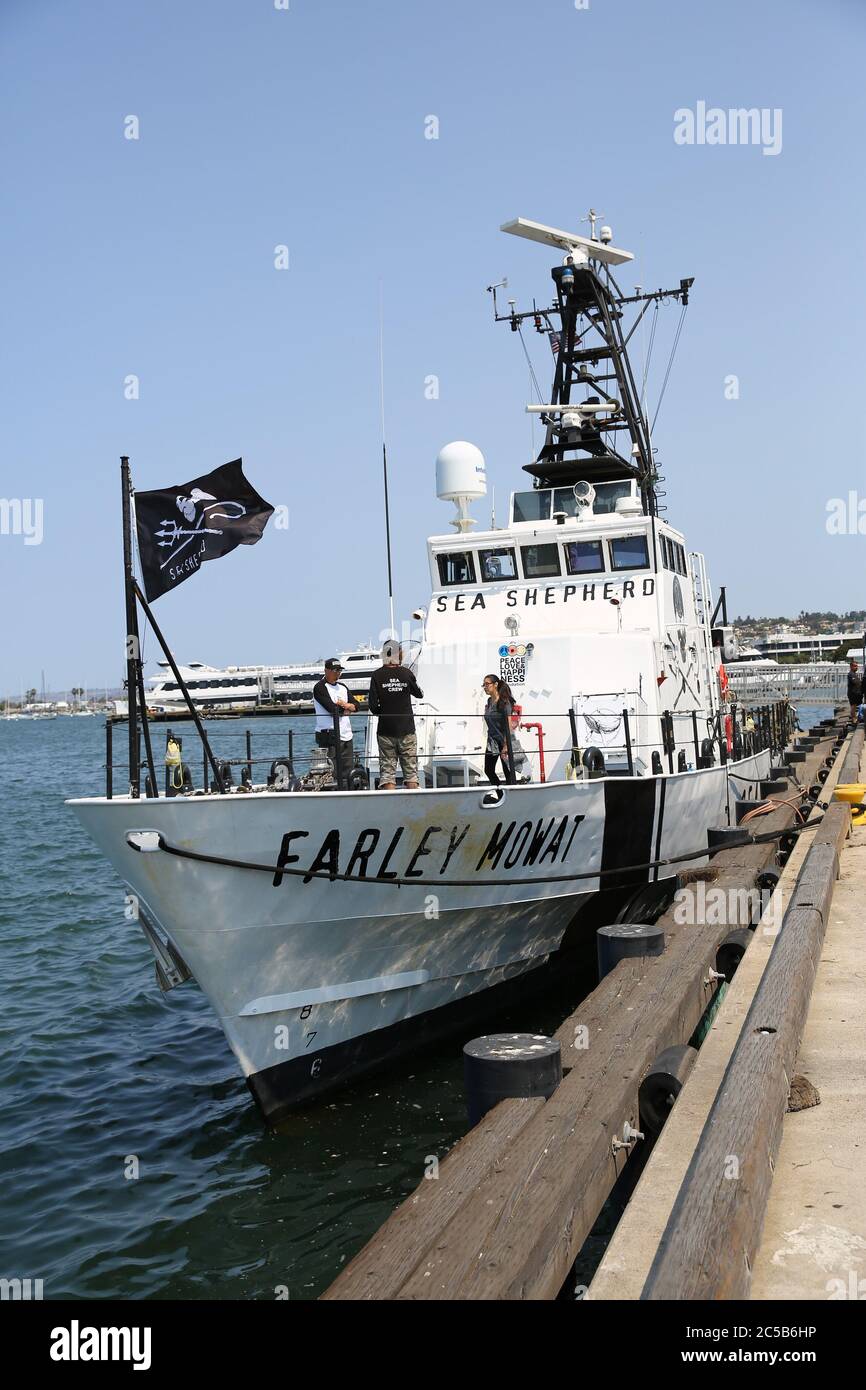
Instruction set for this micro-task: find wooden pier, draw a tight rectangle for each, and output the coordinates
[322,714,860,1301]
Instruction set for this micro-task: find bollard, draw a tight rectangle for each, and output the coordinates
[597,922,665,981]
[759,779,787,798]
[734,797,766,823]
[707,825,750,852]
[463,1033,561,1127]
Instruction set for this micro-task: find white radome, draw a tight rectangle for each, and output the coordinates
[435,441,487,503]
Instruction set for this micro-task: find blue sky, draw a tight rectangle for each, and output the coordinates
[1,0,864,694]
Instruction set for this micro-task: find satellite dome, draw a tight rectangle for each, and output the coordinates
[435,442,487,533]
[435,441,487,501]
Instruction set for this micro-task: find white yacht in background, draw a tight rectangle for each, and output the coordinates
[70,213,787,1125]
[144,647,381,713]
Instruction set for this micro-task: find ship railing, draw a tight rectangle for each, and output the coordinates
[102,698,798,798]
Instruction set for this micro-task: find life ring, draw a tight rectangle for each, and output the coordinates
[724,714,733,752]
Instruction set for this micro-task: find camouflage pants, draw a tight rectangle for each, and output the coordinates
[378,733,418,785]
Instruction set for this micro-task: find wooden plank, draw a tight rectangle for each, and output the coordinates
[587,731,854,1302]
[838,725,864,784]
[321,1096,544,1300]
[320,732,844,1301]
[396,900,772,1300]
[641,800,851,1300]
[393,740,841,1297]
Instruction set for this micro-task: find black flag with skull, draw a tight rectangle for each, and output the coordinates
[134,459,274,601]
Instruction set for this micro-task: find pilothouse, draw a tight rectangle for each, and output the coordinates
[69,213,790,1125]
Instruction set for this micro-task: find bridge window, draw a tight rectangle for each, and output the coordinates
[661,536,685,573]
[512,490,551,523]
[436,551,477,587]
[593,480,633,514]
[521,543,561,578]
[479,547,517,581]
[552,487,580,519]
[610,535,650,571]
[565,539,605,575]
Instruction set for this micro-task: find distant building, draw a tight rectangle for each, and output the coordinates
[753,630,863,661]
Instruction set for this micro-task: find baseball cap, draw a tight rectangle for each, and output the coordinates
[324,657,343,671]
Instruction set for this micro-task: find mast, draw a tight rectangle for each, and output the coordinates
[495,216,693,516]
[120,456,141,796]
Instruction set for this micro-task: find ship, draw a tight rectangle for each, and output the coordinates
[143,647,382,714]
[68,214,787,1125]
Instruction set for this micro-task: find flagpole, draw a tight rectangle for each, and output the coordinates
[132,579,226,795]
[120,458,159,795]
[121,456,141,797]
[379,283,396,640]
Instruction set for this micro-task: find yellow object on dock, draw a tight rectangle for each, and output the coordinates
[833,783,866,824]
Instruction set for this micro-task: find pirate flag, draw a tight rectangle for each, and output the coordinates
[135,459,274,601]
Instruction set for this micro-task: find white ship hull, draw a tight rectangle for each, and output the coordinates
[70,750,768,1123]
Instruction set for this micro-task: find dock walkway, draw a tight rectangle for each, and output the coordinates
[589,724,866,1301]
[323,719,857,1300]
[750,752,866,1300]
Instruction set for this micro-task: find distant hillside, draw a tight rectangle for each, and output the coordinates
[732,611,866,633]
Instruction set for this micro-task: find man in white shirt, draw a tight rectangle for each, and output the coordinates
[312,658,356,785]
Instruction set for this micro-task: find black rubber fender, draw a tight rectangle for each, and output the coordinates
[756,866,780,892]
[639,1044,698,1136]
[716,927,753,982]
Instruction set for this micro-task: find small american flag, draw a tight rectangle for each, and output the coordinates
[548,330,560,355]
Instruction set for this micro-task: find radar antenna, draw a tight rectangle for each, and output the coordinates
[492,215,694,517]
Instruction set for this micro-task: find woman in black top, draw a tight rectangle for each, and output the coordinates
[482,674,514,785]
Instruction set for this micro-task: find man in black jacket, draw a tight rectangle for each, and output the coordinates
[368,644,423,789]
[847,660,863,723]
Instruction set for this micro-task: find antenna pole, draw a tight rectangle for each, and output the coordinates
[379,283,396,639]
